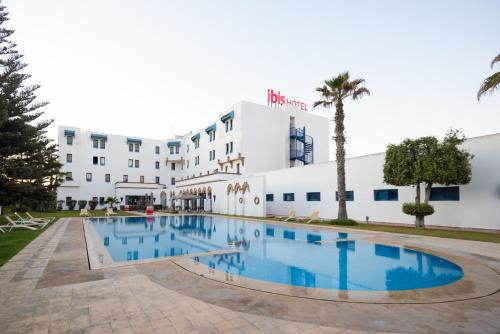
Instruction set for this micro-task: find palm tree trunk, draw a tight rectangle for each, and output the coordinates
[335,101,348,220]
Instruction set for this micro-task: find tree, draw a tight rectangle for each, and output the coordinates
[313,72,370,220]
[105,196,119,209]
[477,52,500,100]
[0,2,62,210]
[383,130,473,228]
[77,200,87,210]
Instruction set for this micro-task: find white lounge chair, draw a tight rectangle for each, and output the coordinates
[105,208,116,217]
[305,211,320,224]
[26,212,54,223]
[13,213,50,229]
[79,209,91,217]
[2,216,39,232]
[283,210,296,222]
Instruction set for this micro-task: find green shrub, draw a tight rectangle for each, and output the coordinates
[67,200,77,210]
[329,219,358,226]
[153,204,162,210]
[88,200,98,210]
[77,200,87,210]
[402,203,434,217]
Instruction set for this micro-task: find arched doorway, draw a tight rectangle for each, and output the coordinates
[160,191,167,209]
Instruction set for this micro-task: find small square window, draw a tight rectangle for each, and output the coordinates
[105,174,110,182]
[266,194,274,202]
[93,156,98,165]
[306,192,321,201]
[67,136,73,145]
[100,157,105,166]
[128,159,133,167]
[155,176,160,184]
[155,146,160,154]
[283,193,295,201]
[134,160,139,168]
[86,173,92,182]
[123,175,128,182]
[66,154,72,163]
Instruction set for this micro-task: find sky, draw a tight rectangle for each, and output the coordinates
[5,0,500,158]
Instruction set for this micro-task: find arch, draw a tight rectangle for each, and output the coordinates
[227,184,233,195]
[207,186,212,196]
[234,182,241,193]
[242,182,250,194]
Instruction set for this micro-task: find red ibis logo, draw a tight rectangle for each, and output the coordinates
[267,89,308,111]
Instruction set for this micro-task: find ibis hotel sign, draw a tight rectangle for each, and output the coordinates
[267,88,308,111]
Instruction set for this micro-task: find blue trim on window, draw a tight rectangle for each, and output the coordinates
[336,191,354,201]
[191,133,200,142]
[205,123,217,133]
[374,189,398,201]
[126,137,142,144]
[220,110,234,122]
[283,193,295,201]
[306,192,321,201]
[167,141,181,147]
[266,194,274,202]
[283,230,295,240]
[266,228,274,237]
[91,133,107,141]
[429,186,460,201]
[64,130,75,137]
[307,234,321,244]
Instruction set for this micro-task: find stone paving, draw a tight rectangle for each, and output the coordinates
[0,218,499,333]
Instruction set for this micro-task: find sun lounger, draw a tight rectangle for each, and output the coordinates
[283,210,296,222]
[305,211,320,224]
[26,212,54,223]
[79,209,91,217]
[3,216,39,232]
[13,214,49,229]
[105,208,116,217]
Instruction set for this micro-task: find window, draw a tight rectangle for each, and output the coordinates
[86,173,92,182]
[100,140,105,149]
[100,157,105,166]
[225,119,233,132]
[266,194,274,202]
[209,150,216,161]
[66,154,72,163]
[67,136,73,145]
[123,175,128,182]
[129,143,133,152]
[429,186,460,201]
[93,139,99,148]
[195,156,199,166]
[175,146,179,154]
[65,197,72,205]
[155,146,160,154]
[105,174,110,182]
[283,230,295,240]
[336,191,354,201]
[374,189,398,201]
[209,131,215,142]
[134,143,140,152]
[93,156,98,165]
[186,160,189,168]
[194,138,200,149]
[266,228,274,237]
[66,172,73,181]
[155,161,160,169]
[171,177,175,185]
[155,176,160,184]
[92,197,97,202]
[307,192,321,201]
[134,160,139,168]
[283,193,295,201]
[171,163,175,171]
[236,163,240,174]
[170,146,174,154]
[187,144,189,153]
[140,176,144,183]
[226,142,233,154]
[99,197,105,205]
[128,159,133,167]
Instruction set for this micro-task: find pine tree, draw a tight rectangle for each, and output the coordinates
[0,2,62,210]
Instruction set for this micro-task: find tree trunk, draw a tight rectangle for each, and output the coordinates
[414,183,425,228]
[335,101,348,220]
[424,182,432,204]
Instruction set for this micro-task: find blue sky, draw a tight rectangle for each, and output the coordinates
[5,0,500,157]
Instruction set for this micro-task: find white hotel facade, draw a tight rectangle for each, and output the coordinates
[58,101,500,231]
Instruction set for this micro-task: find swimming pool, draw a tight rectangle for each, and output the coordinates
[87,215,464,291]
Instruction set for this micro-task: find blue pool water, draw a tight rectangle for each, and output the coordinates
[88,215,463,291]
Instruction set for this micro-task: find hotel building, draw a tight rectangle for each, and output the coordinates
[58,101,500,231]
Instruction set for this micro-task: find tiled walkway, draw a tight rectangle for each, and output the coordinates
[0,218,499,333]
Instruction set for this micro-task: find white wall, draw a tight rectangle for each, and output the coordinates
[257,134,500,230]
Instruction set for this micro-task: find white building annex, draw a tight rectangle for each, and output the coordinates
[57,100,500,231]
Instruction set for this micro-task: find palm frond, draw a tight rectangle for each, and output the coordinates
[352,87,370,100]
[477,71,500,100]
[313,100,333,109]
[491,53,500,69]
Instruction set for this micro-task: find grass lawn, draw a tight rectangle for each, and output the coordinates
[210,213,500,243]
[0,210,136,267]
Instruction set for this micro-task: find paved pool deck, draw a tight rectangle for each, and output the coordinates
[0,217,499,333]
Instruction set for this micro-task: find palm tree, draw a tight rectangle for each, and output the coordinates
[477,53,500,100]
[313,72,370,220]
